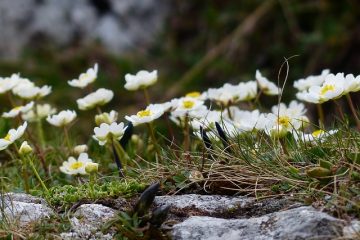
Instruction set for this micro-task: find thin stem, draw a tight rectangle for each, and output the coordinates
[37,119,46,148]
[346,94,360,131]
[96,106,102,115]
[143,88,151,105]
[147,122,162,163]
[113,139,129,171]
[63,126,72,152]
[27,156,49,193]
[183,115,190,152]
[89,173,96,198]
[316,104,325,128]
[226,105,233,120]
[20,157,30,194]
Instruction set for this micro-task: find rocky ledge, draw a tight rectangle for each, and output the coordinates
[0,193,358,239]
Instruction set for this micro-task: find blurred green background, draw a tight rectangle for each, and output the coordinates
[0,0,359,132]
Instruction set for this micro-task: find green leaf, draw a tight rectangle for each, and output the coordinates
[319,159,333,170]
[346,152,360,164]
[306,167,332,179]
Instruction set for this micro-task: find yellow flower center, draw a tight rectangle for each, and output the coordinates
[312,129,324,137]
[13,106,22,111]
[185,91,201,98]
[4,133,11,141]
[320,85,335,96]
[137,109,151,118]
[277,116,291,128]
[69,162,84,170]
[182,100,195,109]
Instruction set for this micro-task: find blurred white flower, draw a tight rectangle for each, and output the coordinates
[77,88,114,110]
[95,110,118,125]
[22,104,57,122]
[60,153,93,175]
[124,70,157,91]
[93,122,127,145]
[256,70,280,95]
[12,78,51,100]
[206,83,241,106]
[73,144,88,155]
[238,81,257,101]
[343,73,360,94]
[190,110,222,131]
[293,69,330,91]
[125,104,165,126]
[228,107,264,132]
[0,122,28,151]
[0,74,21,94]
[68,63,98,88]
[294,129,338,143]
[2,101,34,118]
[46,110,77,127]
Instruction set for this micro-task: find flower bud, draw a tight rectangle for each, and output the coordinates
[85,162,99,174]
[19,141,33,155]
[95,111,118,126]
[73,144,88,155]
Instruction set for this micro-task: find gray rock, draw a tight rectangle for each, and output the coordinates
[343,220,360,239]
[155,194,253,214]
[171,206,345,240]
[61,203,118,240]
[0,0,170,59]
[0,193,53,226]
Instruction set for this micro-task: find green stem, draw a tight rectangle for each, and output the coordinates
[143,88,151,105]
[113,140,129,170]
[346,94,360,131]
[316,104,325,128]
[63,126,72,152]
[147,122,162,163]
[37,119,46,148]
[183,115,190,152]
[226,105,233,120]
[27,156,49,193]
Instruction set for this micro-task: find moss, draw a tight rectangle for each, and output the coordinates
[44,179,146,207]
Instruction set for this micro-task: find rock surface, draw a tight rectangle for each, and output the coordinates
[61,204,118,240]
[171,206,345,240]
[1,193,358,239]
[0,193,53,226]
[0,0,170,59]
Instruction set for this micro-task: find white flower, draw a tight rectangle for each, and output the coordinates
[190,110,222,130]
[294,129,338,143]
[0,74,21,94]
[206,83,241,106]
[2,101,34,118]
[262,101,309,137]
[68,63,98,88]
[171,97,206,118]
[93,122,127,145]
[0,122,28,151]
[95,110,118,125]
[124,70,157,91]
[293,69,330,91]
[22,104,57,122]
[256,70,280,95]
[228,107,264,132]
[60,153,93,175]
[343,73,360,94]
[296,73,345,104]
[238,81,257,101]
[77,88,114,110]
[12,79,51,100]
[73,144,88,155]
[125,104,165,126]
[46,110,77,127]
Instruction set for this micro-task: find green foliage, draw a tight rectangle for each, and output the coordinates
[44,180,146,207]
